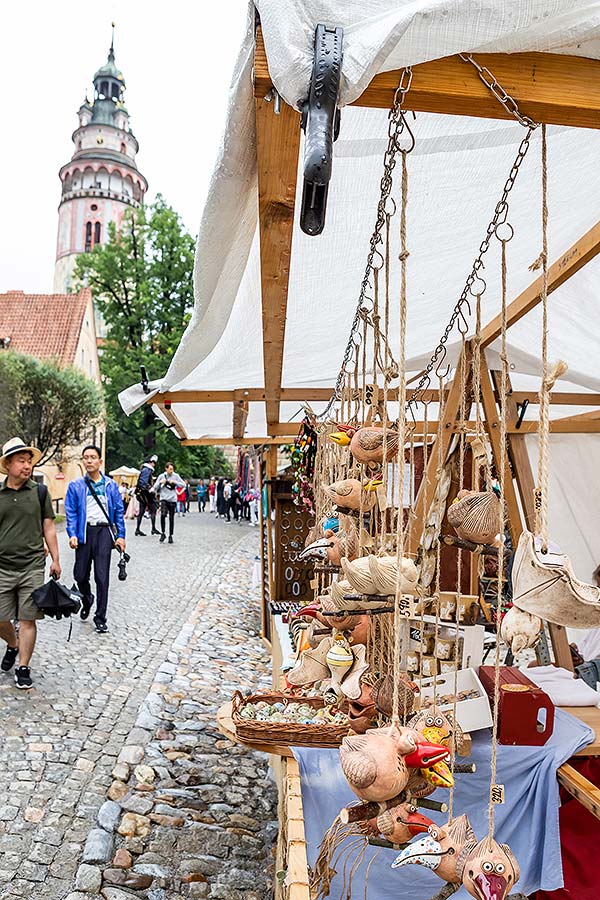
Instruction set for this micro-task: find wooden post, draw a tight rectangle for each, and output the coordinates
[491,369,574,671]
[408,344,472,556]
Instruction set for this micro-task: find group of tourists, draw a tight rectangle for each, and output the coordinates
[206,477,260,525]
[0,436,256,691]
[0,437,124,690]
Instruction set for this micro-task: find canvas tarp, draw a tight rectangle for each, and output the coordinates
[120,1,600,445]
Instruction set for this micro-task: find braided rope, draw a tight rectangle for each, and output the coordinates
[392,150,409,725]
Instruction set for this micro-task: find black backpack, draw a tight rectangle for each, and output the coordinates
[31,580,82,639]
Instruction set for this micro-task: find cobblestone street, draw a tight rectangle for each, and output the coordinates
[0,512,276,900]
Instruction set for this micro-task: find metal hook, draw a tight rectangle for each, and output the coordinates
[457,304,471,336]
[393,113,416,154]
[371,248,385,271]
[468,275,487,297]
[434,346,451,379]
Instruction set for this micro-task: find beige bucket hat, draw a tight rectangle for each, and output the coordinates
[0,437,42,475]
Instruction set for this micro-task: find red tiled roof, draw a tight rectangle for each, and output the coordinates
[0,288,91,366]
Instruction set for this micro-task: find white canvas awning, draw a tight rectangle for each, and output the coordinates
[120,0,600,445]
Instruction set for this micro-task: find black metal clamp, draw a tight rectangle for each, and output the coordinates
[140,364,150,395]
[299,24,343,236]
[515,397,529,429]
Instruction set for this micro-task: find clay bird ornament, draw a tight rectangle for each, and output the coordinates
[286,634,369,701]
[299,514,359,566]
[322,478,380,512]
[339,724,449,803]
[330,424,401,467]
[500,605,543,654]
[373,801,434,845]
[393,817,521,900]
[447,489,502,545]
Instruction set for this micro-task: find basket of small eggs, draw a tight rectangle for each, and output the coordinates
[231,691,351,747]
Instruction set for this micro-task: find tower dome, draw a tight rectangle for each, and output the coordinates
[53,25,148,293]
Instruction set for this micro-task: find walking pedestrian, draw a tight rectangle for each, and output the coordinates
[216,477,226,518]
[185,480,191,513]
[65,445,126,634]
[176,483,187,516]
[197,479,208,512]
[208,477,216,513]
[229,482,241,522]
[154,462,185,543]
[0,437,61,689]
[223,479,232,522]
[135,455,160,536]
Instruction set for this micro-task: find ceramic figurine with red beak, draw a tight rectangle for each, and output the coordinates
[393,819,521,900]
[374,801,434,845]
[461,837,520,900]
[340,724,449,803]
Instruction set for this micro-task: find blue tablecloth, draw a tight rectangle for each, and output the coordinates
[293,709,593,898]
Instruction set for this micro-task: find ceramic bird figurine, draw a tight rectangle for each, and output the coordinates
[407,710,467,757]
[420,760,454,789]
[500,605,543,654]
[374,801,434,845]
[447,490,502,545]
[393,823,521,900]
[341,554,419,595]
[340,723,450,803]
[392,814,475,883]
[340,726,414,802]
[329,424,357,446]
[322,478,379,512]
[460,837,521,900]
[301,514,359,566]
[350,426,401,466]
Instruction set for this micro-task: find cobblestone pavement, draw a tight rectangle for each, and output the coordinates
[0,513,276,900]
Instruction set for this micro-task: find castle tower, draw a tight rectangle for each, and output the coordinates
[53,27,148,293]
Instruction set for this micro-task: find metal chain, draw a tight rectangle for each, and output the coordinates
[321,67,414,419]
[406,58,541,414]
[406,126,536,412]
[459,53,538,129]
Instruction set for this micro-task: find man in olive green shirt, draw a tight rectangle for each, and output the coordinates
[0,438,61,689]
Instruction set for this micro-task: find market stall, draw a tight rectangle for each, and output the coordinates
[120,3,600,898]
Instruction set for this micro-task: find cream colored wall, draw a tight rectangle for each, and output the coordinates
[74,293,102,385]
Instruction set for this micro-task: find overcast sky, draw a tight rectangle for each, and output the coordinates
[0,0,249,292]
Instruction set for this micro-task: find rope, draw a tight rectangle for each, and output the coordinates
[489,232,509,841]
[392,150,409,725]
[535,124,550,547]
[449,340,468,821]
[432,373,446,708]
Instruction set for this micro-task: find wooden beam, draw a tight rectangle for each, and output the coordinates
[558,763,600,821]
[505,419,600,434]
[479,363,523,549]
[256,94,301,427]
[155,404,186,441]
[510,392,600,407]
[151,388,600,407]
[232,392,250,442]
[495,370,536,532]
[254,30,600,128]
[408,345,472,555]
[481,220,600,348]
[182,436,293,446]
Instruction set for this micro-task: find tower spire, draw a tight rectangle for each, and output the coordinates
[109,21,115,62]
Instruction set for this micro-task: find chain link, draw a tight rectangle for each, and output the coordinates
[321,68,414,418]
[459,53,539,129]
[406,58,541,414]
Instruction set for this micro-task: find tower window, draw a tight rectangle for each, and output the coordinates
[94,222,101,245]
[120,142,126,154]
[85,222,92,252]
[91,204,98,211]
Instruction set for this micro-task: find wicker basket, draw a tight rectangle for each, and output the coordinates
[231,691,351,748]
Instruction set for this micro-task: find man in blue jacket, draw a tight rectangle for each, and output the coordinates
[65,445,126,634]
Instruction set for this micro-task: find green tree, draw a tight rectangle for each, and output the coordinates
[0,351,103,465]
[75,196,231,476]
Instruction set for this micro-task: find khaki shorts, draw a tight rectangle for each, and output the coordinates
[0,567,45,622]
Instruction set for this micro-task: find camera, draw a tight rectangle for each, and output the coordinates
[118,551,131,581]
